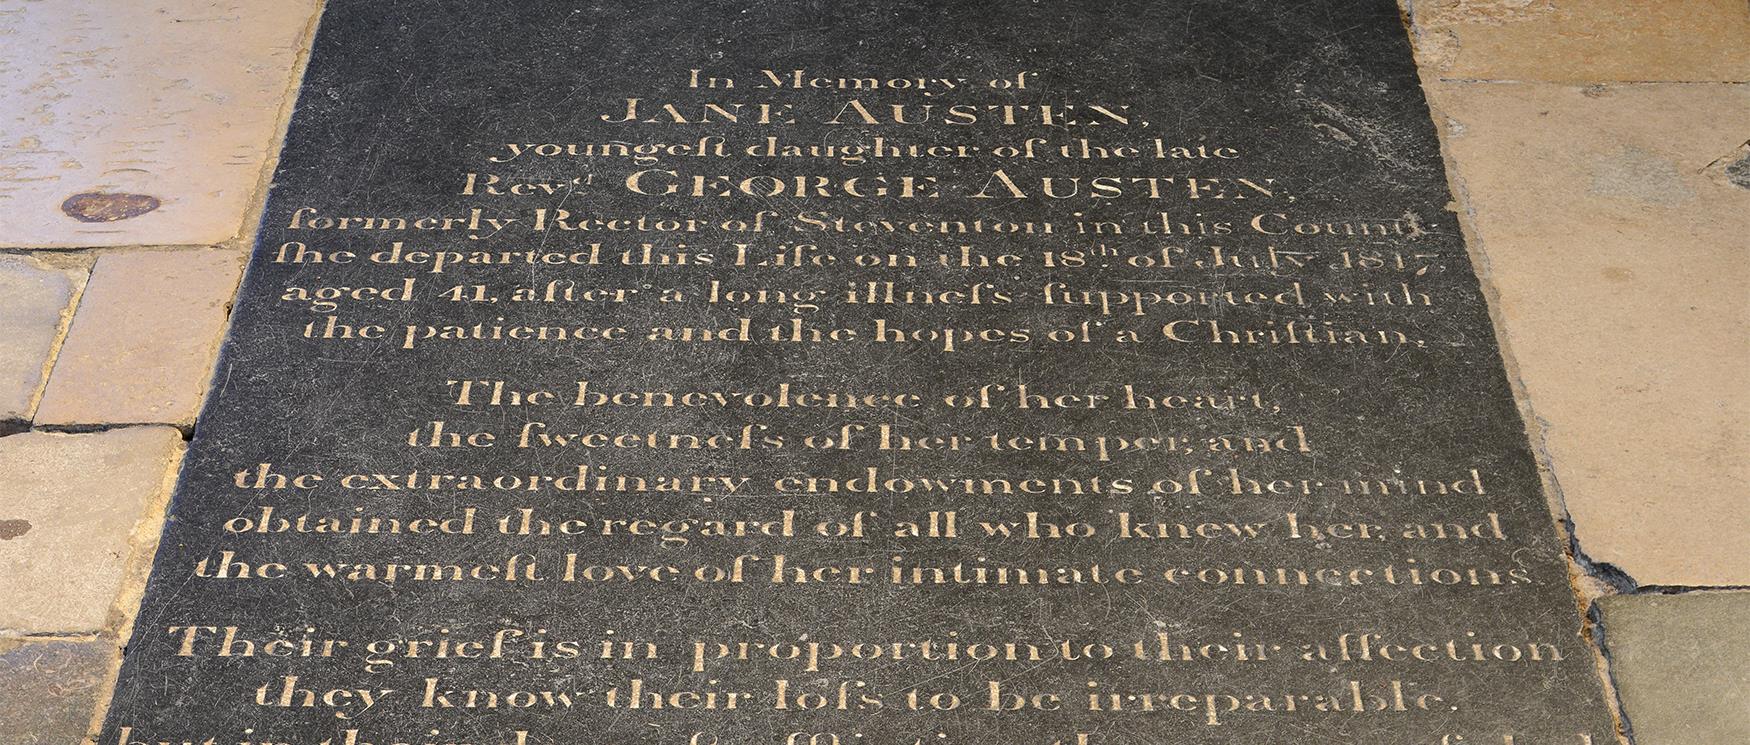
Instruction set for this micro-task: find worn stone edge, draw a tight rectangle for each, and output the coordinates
[64,430,188,744]
[27,245,252,432]
[1398,3,1638,743]
[233,3,333,252]
[0,252,92,432]
[71,4,329,741]
[0,426,185,741]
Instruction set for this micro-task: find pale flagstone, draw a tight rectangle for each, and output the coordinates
[0,254,88,423]
[1409,0,1750,82]
[1428,82,1750,586]
[1600,592,1750,744]
[0,427,184,634]
[0,637,113,745]
[0,0,321,248]
[34,249,246,427]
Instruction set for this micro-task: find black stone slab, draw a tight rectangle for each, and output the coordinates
[102,2,1622,744]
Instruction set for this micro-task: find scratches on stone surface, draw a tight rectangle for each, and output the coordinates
[1279,42,1434,187]
[1300,96,1431,180]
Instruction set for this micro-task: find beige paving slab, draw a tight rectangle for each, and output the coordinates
[0,254,88,423]
[1430,82,1750,587]
[0,637,114,745]
[0,427,184,634]
[1599,592,1750,744]
[1410,0,1750,83]
[0,0,321,248]
[34,249,245,428]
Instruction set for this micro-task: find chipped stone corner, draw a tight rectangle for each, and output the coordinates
[1400,0,1558,74]
[1703,138,1750,190]
[1423,0,1557,26]
[105,434,188,640]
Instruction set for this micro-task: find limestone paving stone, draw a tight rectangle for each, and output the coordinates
[34,249,246,428]
[1409,0,1750,83]
[0,0,322,248]
[0,637,114,745]
[1600,592,1750,745]
[0,427,184,634]
[0,254,87,424]
[1429,82,1750,586]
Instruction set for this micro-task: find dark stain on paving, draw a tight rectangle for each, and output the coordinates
[0,519,31,539]
[1726,151,1750,189]
[60,192,162,222]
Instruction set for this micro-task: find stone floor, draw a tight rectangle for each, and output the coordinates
[0,2,1743,743]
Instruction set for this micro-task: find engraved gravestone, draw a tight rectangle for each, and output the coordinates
[102,2,1622,744]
